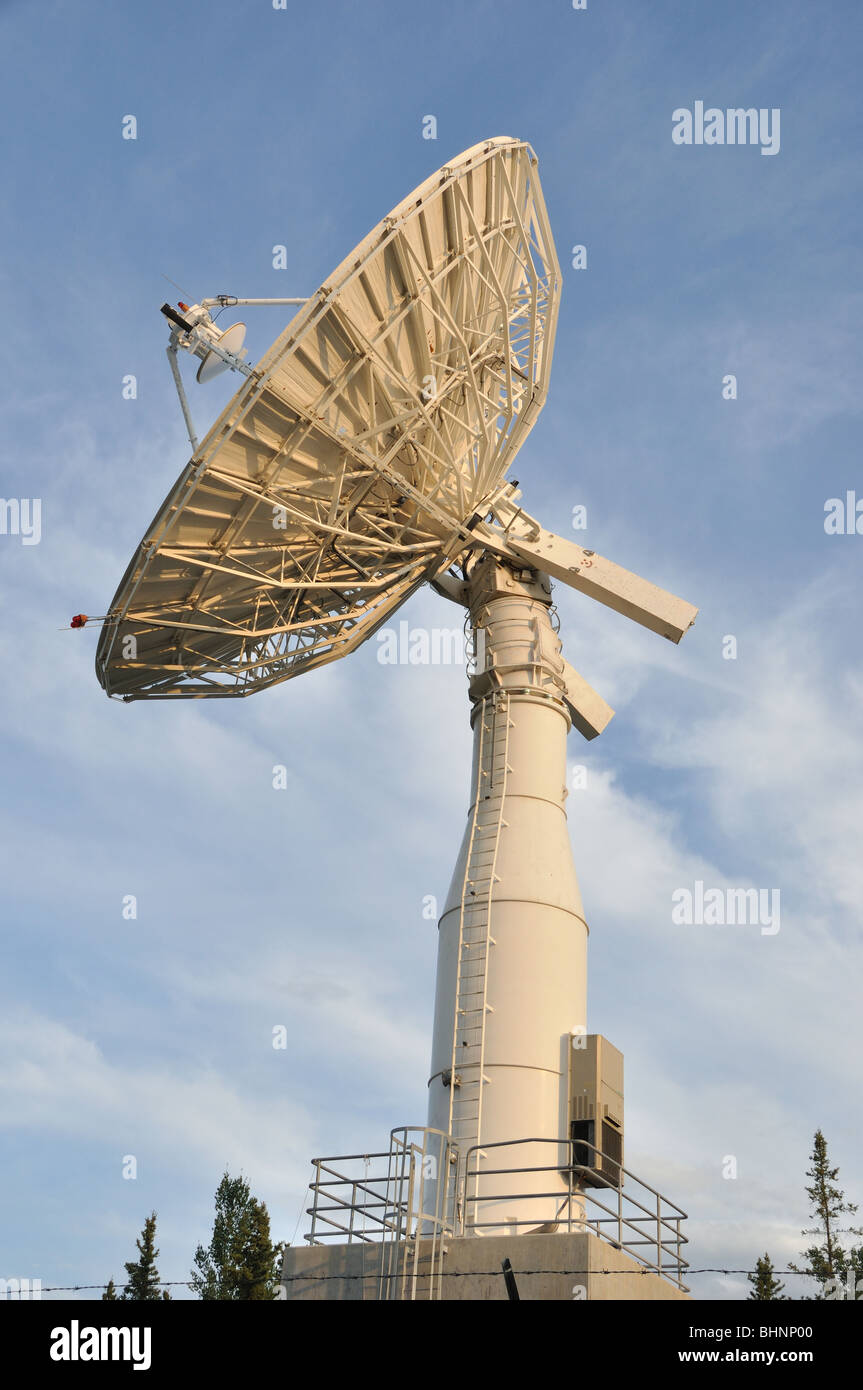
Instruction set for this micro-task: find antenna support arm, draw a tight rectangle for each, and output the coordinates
[201,297,308,309]
[471,507,698,644]
[166,345,199,453]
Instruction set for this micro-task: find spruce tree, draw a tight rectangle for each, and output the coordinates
[120,1212,172,1301]
[747,1253,787,1300]
[238,1198,282,1300]
[789,1130,863,1298]
[102,1278,118,1301]
[191,1172,283,1300]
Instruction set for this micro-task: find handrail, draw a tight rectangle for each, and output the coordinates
[461,1135,688,1289]
[463,1134,687,1216]
[302,1129,689,1294]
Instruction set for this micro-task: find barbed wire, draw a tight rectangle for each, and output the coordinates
[1,1267,823,1295]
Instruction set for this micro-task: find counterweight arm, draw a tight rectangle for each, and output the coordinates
[470,504,698,644]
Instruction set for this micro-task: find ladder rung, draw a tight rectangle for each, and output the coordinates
[450,703,510,1141]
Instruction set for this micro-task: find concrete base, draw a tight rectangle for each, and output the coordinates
[280,1231,689,1301]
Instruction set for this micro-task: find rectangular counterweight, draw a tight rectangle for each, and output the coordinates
[559,659,615,740]
[478,519,698,643]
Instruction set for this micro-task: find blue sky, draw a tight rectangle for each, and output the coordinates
[1,0,861,1301]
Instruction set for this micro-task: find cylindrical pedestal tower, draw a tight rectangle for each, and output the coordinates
[427,556,588,1233]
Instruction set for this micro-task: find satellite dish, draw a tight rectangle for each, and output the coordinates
[196,321,247,383]
[96,137,566,700]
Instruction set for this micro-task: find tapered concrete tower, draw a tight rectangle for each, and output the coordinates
[427,557,588,1227]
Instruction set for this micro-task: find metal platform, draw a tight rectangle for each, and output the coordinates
[288,1126,689,1301]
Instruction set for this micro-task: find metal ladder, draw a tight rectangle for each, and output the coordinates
[447,690,511,1171]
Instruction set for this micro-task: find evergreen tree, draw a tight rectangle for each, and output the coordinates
[789,1130,863,1299]
[191,1172,283,1300]
[102,1278,118,1301]
[747,1253,787,1300]
[120,1212,172,1301]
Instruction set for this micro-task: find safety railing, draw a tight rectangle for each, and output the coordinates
[303,1129,688,1295]
[305,1126,456,1300]
[462,1136,689,1290]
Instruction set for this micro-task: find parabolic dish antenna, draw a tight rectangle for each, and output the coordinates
[196,321,247,384]
[96,137,563,699]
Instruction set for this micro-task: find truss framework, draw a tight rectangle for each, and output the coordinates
[97,138,561,699]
